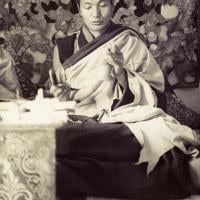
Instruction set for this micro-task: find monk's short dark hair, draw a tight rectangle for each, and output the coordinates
[75,0,113,6]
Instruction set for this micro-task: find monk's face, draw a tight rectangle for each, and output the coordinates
[79,0,113,37]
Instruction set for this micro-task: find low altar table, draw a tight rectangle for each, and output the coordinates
[0,91,76,200]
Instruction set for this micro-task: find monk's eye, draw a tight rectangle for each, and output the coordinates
[84,4,92,9]
[99,2,108,7]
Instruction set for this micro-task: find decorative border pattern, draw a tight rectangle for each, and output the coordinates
[0,125,55,200]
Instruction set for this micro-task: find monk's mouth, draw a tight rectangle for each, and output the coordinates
[92,21,103,25]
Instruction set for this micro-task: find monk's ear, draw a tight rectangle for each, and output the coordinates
[77,3,81,16]
[74,0,80,14]
[78,8,82,17]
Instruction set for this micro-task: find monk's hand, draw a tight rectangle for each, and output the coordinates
[50,83,71,101]
[53,65,66,84]
[105,44,124,76]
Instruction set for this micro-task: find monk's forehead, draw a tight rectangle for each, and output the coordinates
[79,0,113,5]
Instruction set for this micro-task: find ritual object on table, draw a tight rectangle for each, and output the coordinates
[0,88,76,124]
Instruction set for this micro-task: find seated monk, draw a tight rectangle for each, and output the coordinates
[49,0,200,199]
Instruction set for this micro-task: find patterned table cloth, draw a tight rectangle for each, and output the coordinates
[0,124,57,200]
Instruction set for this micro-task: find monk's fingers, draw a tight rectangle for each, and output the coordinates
[113,65,124,76]
[58,91,70,101]
[104,56,115,67]
[113,53,123,66]
[113,56,123,66]
[109,45,123,59]
[50,85,70,99]
[106,50,123,67]
[50,85,58,94]
[105,55,123,71]
[54,87,65,97]
[55,68,66,83]
[102,58,123,77]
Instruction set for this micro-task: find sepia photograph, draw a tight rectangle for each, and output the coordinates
[0,0,200,199]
